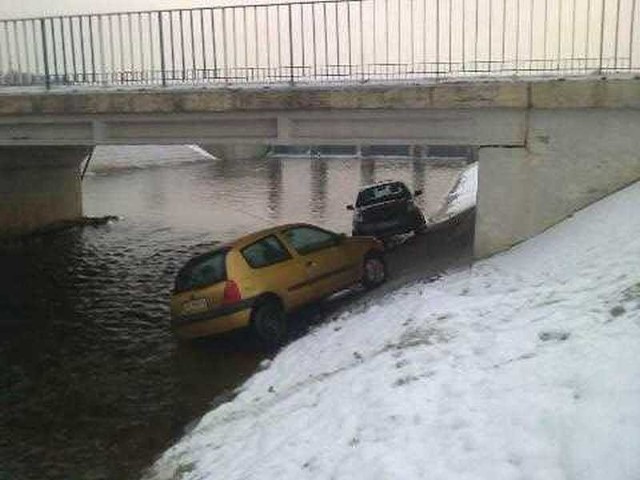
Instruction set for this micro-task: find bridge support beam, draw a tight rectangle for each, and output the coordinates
[0,146,90,238]
[475,109,640,257]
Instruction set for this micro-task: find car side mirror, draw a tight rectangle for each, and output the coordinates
[346,205,355,211]
[414,189,423,197]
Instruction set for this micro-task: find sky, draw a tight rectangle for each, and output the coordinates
[0,0,634,79]
[0,0,271,19]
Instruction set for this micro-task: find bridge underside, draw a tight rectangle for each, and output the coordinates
[1,77,636,147]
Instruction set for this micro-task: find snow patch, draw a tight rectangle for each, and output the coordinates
[444,162,478,219]
[187,145,218,160]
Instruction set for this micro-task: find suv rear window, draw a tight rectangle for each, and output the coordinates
[356,182,410,207]
[174,249,228,293]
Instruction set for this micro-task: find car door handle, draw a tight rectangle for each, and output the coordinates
[306,261,317,267]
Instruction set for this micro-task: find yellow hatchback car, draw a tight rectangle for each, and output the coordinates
[171,223,386,345]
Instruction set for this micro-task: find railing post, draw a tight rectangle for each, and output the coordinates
[40,18,50,90]
[288,3,294,86]
[598,0,607,73]
[158,11,167,86]
[630,0,637,71]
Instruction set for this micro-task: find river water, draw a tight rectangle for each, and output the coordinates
[0,146,465,479]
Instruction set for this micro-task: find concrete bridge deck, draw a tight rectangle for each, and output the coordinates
[0,77,639,145]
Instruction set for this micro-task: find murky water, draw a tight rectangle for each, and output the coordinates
[0,146,465,479]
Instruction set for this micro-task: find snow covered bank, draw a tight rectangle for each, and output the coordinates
[443,162,478,219]
[145,181,640,480]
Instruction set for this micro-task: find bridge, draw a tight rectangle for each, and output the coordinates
[1,0,639,258]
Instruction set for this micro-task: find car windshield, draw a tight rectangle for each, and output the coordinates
[356,182,409,207]
[174,249,228,293]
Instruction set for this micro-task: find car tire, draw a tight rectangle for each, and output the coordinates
[414,213,428,235]
[362,254,387,289]
[251,300,287,349]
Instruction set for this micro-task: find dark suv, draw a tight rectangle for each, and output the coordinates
[347,181,427,238]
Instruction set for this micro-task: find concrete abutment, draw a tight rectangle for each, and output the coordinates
[475,108,640,257]
[0,146,91,238]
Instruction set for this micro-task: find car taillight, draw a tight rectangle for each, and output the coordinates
[222,280,242,305]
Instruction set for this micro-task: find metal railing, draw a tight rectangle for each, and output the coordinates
[0,0,638,89]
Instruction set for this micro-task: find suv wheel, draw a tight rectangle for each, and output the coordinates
[362,254,387,289]
[251,300,287,349]
[414,213,428,235]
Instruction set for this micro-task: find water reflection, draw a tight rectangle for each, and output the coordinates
[309,157,328,217]
[360,157,376,186]
[267,158,283,220]
[412,157,427,193]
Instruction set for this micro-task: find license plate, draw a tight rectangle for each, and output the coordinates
[182,298,209,314]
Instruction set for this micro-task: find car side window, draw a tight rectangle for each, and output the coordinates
[242,235,292,269]
[283,227,338,255]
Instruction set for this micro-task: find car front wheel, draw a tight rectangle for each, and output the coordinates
[362,254,387,289]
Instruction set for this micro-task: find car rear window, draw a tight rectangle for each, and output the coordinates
[356,182,409,207]
[242,235,291,268]
[174,249,228,293]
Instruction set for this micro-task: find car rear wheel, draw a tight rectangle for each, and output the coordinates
[414,212,428,235]
[362,254,387,289]
[251,300,287,349]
